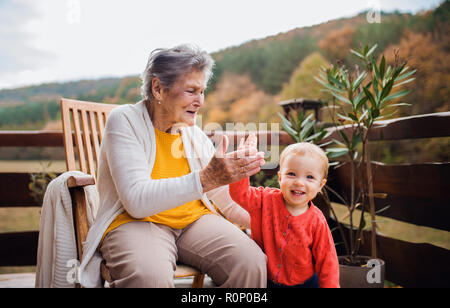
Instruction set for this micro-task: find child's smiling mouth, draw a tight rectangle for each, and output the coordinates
[290,190,306,197]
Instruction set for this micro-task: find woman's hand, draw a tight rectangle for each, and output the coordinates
[200,134,265,193]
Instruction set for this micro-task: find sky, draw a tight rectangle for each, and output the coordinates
[0,0,443,90]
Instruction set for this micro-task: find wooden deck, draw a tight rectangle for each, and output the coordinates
[0,272,216,288]
[0,273,35,288]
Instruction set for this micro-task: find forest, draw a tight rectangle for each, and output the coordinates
[0,1,448,162]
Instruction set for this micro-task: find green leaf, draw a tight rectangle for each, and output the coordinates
[291,111,301,131]
[377,109,399,120]
[350,49,364,59]
[328,75,346,88]
[338,129,350,145]
[375,205,391,215]
[379,79,395,102]
[326,148,349,158]
[300,113,314,128]
[318,140,334,149]
[348,113,358,122]
[356,95,369,111]
[352,71,367,91]
[334,242,344,247]
[314,76,345,93]
[318,69,327,80]
[360,215,366,229]
[351,133,362,150]
[371,58,381,80]
[324,129,333,139]
[372,108,380,119]
[366,44,378,58]
[281,121,299,142]
[384,66,392,80]
[393,77,415,88]
[379,55,386,79]
[391,62,407,80]
[300,120,315,141]
[358,109,369,122]
[386,102,411,108]
[331,91,353,105]
[331,138,346,147]
[363,86,376,107]
[278,112,299,141]
[395,68,417,82]
[381,89,411,105]
[353,91,364,107]
[305,130,326,142]
[373,77,380,101]
[337,113,353,122]
[278,112,291,128]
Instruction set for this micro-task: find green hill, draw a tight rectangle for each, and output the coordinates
[0,1,448,129]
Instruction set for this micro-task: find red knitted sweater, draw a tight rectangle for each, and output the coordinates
[229,178,340,288]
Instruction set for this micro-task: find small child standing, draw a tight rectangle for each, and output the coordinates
[229,139,340,288]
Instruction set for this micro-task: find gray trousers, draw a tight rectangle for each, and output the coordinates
[100,214,267,288]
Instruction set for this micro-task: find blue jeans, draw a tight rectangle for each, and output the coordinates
[267,273,319,288]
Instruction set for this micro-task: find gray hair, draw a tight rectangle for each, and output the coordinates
[140,44,214,103]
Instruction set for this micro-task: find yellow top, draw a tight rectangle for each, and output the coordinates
[101,127,212,243]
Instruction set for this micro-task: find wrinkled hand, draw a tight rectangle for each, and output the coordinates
[200,134,265,193]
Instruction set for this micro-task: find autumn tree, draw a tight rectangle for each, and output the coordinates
[202,72,280,127]
[376,28,450,164]
[281,52,331,101]
[383,29,450,115]
[319,26,355,62]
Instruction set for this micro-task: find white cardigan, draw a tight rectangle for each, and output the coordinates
[35,171,99,288]
[80,101,250,288]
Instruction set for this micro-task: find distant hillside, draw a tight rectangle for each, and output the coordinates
[0,1,448,130]
[0,78,122,107]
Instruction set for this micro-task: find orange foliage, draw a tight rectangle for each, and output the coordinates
[203,73,280,126]
[319,26,355,61]
[42,119,62,130]
[383,30,450,115]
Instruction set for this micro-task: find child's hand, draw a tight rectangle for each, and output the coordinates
[238,132,258,151]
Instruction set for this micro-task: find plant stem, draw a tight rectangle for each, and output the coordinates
[349,153,356,262]
[364,141,377,258]
[323,186,350,256]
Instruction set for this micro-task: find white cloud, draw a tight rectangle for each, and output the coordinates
[0,0,443,89]
[0,0,55,75]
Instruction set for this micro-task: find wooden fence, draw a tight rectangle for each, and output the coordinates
[326,111,450,288]
[0,111,449,287]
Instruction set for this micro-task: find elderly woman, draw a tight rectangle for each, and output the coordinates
[79,44,267,288]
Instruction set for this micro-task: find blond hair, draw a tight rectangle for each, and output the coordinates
[279,142,329,179]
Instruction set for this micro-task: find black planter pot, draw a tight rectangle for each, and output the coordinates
[338,255,385,288]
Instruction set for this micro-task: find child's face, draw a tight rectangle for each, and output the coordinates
[278,153,326,212]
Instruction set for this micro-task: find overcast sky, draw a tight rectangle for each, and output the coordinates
[0,0,442,90]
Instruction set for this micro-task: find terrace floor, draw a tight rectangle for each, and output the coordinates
[0,272,216,288]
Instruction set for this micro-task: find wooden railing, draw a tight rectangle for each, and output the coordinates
[326,111,450,288]
[0,111,449,287]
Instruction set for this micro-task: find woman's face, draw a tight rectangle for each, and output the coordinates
[157,69,206,130]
